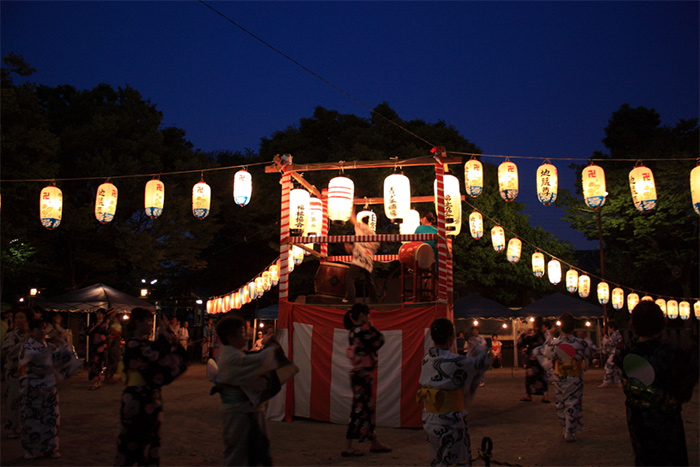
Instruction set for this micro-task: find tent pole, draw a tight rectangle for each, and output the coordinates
[85,313,90,366]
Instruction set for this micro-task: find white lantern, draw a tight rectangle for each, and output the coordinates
[144,178,165,219]
[629,165,657,212]
[667,300,678,319]
[400,209,421,235]
[232,292,241,310]
[289,189,310,234]
[384,173,411,222]
[498,160,519,202]
[291,245,304,265]
[655,298,667,316]
[578,275,591,298]
[566,269,579,294]
[532,252,545,278]
[506,238,522,263]
[611,288,624,310]
[269,264,279,287]
[223,294,231,313]
[691,165,700,215]
[491,226,505,252]
[464,158,483,197]
[582,164,607,209]
[435,174,462,235]
[694,301,700,318]
[328,176,354,222]
[627,293,640,313]
[262,271,272,292]
[679,301,690,320]
[536,162,558,205]
[240,287,250,305]
[192,181,211,219]
[548,259,562,285]
[255,277,265,296]
[95,181,118,224]
[469,211,483,239]
[248,281,257,300]
[206,300,212,314]
[40,185,63,229]
[597,282,609,305]
[305,197,324,235]
[356,209,377,233]
[233,170,252,206]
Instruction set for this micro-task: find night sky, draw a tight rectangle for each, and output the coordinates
[2,1,698,249]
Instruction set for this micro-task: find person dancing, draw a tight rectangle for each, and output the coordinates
[517,315,550,402]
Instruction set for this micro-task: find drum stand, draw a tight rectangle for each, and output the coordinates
[400,263,436,303]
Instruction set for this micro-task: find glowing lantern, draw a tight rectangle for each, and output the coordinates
[269,264,279,286]
[611,288,624,310]
[328,176,354,223]
[95,181,118,223]
[469,211,483,239]
[261,272,272,292]
[691,165,700,215]
[548,259,562,285]
[577,275,591,298]
[536,162,558,205]
[655,298,667,316]
[247,281,257,300]
[240,287,250,305]
[694,301,700,318]
[435,174,462,235]
[206,300,212,314]
[498,160,519,202]
[667,300,678,319]
[306,197,324,235]
[144,178,165,219]
[506,238,522,263]
[233,170,252,206]
[597,282,609,305]
[627,293,640,313]
[356,209,377,233]
[289,189,310,234]
[232,292,241,310]
[223,294,231,313]
[384,173,411,222]
[40,185,63,229]
[566,269,579,294]
[532,252,545,278]
[216,297,223,314]
[679,301,690,320]
[491,226,505,252]
[291,245,304,265]
[255,277,265,296]
[642,296,653,302]
[464,158,483,197]
[192,181,211,219]
[400,209,421,236]
[582,164,607,208]
[629,165,657,212]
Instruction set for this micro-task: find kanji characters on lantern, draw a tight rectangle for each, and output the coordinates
[498,160,519,202]
[144,178,165,219]
[464,157,483,197]
[536,162,558,205]
[384,173,410,223]
[469,211,483,239]
[582,164,607,208]
[233,170,252,206]
[629,165,657,212]
[40,184,63,229]
[95,181,118,224]
[192,180,211,219]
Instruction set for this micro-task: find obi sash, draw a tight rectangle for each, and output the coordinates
[555,359,583,377]
[119,361,146,387]
[416,387,465,413]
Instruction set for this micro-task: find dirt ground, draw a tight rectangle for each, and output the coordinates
[2,363,698,466]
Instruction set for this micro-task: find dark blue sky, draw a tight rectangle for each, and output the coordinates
[2,1,698,249]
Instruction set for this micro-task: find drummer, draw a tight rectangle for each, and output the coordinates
[344,210,380,304]
[415,211,438,262]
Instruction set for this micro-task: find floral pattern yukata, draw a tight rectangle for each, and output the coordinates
[345,324,384,443]
[601,330,622,385]
[88,319,109,382]
[418,347,490,466]
[2,328,27,433]
[115,332,187,466]
[517,329,548,396]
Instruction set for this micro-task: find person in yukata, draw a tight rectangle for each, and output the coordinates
[2,308,29,439]
[417,318,490,466]
[517,315,550,402]
[86,308,110,390]
[541,312,594,442]
[599,320,623,388]
[19,318,81,459]
[115,308,187,466]
[466,326,487,386]
[614,301,699,466]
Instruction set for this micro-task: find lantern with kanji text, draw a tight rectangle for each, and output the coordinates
[289,189,310,234]
[498,160,519,202]
[582,164,606,208]
[435,174,462,235]
[491,226,505,252]
[95,181,118,224]
[506,238,522,263]
[192,180,211,219]
[612,288,624,310]
[679,301,690,320]
[627,293,639,313]
[356,209,377,233]
[144,178,165,219]
[469,211,483,239]
[532,252,545,278]
[384,173,411,222]
[40,184,63,229]
[666,300,678,319]
[566,269,579,294]
[597,282,609,305]
[691,165,700,215]
[578,275,591,298]
[629,164,657,212]
[548,259,562,285]
[233,170,252,206]
[536,162,558,205]
[464,157,483,197]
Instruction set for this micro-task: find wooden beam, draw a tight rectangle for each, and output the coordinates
[265,155,463,173]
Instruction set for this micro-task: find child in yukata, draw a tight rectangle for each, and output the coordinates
[417,318,490,466]
[614,301,699,466]
[541,312,594,443]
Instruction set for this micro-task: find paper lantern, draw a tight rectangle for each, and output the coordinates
[328,176,354,222]
[144,179,165,219]
[356,209,377,233]
[255,277,265,296]
[240,287,250,305]
[667,300,678,319]
[582,164,606,208]
[469,211,483,239]
[536,162,558,205]
[694,301,700,318]
[627,293,640,313]
[679,301,690,320]
[691,165,700,215]
[192,181,211,219]
[216,297,224,315]
[223,294,231,313]
[611,288,624,310]
[532,252,545,278]
[491,226,505,252]
[384,173,410,222]
[655,298,667,316]
[577,275,590,298]
[506,238,522,263]
[233,170,252,206]
[206,300,212,314]
[289,189,310,234]
[232,292,241,310]
[40,185,63,229]
[629,165,657,212]
[548,259,562,285]
[597,282,609,305]
[400,209,421,236]
[262,271,272,292]
[498,160,519,202]
[435,174,462,235]
[95,181,118,223]
[247,281,257,300]
[464,158,483,197]
[566,269,579,294]
[291,245,304,265]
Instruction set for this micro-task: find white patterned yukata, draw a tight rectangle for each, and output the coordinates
[601,330,622,385]
[418,347,490,466]
[2,328,27,434]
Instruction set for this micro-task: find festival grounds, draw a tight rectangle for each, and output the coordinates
[2,364,698,466]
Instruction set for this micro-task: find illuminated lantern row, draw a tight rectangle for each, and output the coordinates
[498,160,519,202]
[469,211,483,239]
[205,261,285,315]
[536,162,558,205]
[547,259,561,285]
[612,288,624,310]
[566,269,579,294]
[666,300,678,319]
[491,226,505,252]
[506,238,521,264]
[289,188,310,234]
[192,180,211,219]
[627,293,640,312]
[40,185,63,229]
[95,181,118,224]
[578,275,591,298]
[597,282,609,305]
[629,164,657,212]
[532,252,545,278]
[384,173,410,223]
[582,164,607,209]
[233,169,252,206]
[329,176,354,222]
[656,298,667,316]
[464,158,483,197]
[144,178,165,219]
[679,301,690,320]
[691,165,700,215]
[436,174,462,235]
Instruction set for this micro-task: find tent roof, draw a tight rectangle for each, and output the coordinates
[453,294,517,320]
[255,304,279,320]
[40,283,155,313]
[518,292,603,319]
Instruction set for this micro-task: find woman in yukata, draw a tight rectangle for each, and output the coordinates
[2,308,30,439]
